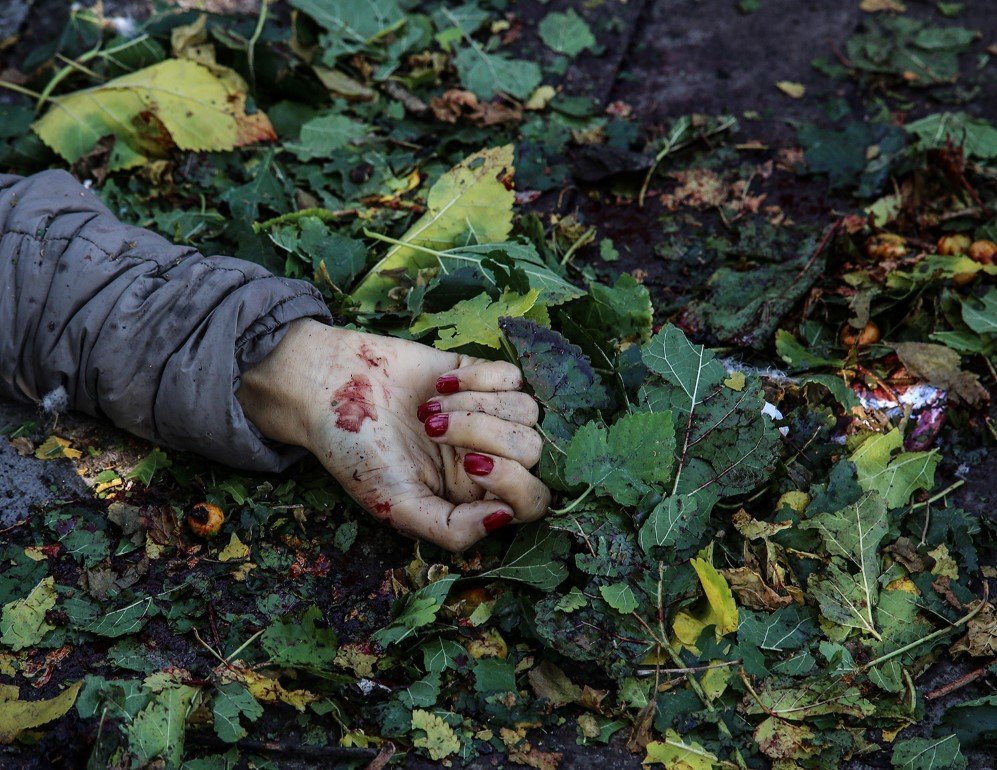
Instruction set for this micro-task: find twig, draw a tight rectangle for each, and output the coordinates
[365,742,397,770]
[636,660,742,676]
[860,583,989,673]
[908,479,965,512]
[924,662,993,701]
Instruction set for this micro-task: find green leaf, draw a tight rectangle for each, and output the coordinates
[801,493,888,637]
[288,113,367,160]
[85,596,158,638]
[891,736,967,770]
[775,330,844,371]
[906,112,997,160]
[738,605,818,651]
[643,324,726,404]
[554,587,588,613]
[212,683,263,743]
[437,242,584,306]
[126,449,171,487]
[482,522,571,591]
[453,48,542,100]
[0,577,57,651]
[399,672,441,708]
[638,494,704,552]
[575,274,654,343]
[290,0,404,61]
[538,10,597,57]
[961,288,997,334]
[599,583,638,615]
[473,658,517,693]
[641,325,780,511]
[261,605,338,670]
[500,317,609,420]
[128,683,200,766]
[411,290,543,350]
[421,638,467,674]
[565,411,676,506]
[373,575,459,647]
[850,430,939,508]
[352,145,516,312]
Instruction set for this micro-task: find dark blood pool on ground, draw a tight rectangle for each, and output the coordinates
[332,375,377,432]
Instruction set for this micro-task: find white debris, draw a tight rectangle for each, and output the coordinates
[41,386,69,415]
[761,401,789,436]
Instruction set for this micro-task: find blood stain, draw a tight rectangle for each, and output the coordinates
[374,501,392,514]
[332,375,377,432]
[357,343,387,373]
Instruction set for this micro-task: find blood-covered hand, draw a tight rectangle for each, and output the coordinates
[237,319,551,551]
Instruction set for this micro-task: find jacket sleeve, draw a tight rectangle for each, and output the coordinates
[0,169,333,472]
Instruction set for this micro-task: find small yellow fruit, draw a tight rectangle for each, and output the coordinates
[968,239,996,266]
[865,233,907,260]
[936,234,971,256]
[187,502,224,537]
[840,321,880,347]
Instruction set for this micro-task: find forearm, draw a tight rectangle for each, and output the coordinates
[0,170,332,471]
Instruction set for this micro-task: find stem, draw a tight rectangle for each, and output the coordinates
[253,207,358,233]
[908,479,965,512]
[559,226,596,267]
[550,485,594,514]
[0,80,43,100]
[363,227,445,259]
[247,0,270,85]
[228,628,265,662]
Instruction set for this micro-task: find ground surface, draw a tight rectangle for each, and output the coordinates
[0,1,994,769]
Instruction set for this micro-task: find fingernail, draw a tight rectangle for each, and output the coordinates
[464,453,494,476]
[483,511,513,533]
[436,375,460,394]
[424,413,449,437]
[417,401,442,422]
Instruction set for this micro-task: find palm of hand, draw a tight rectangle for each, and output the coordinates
[306,330,549,551]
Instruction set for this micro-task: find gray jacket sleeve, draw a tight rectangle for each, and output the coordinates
[0,170,333,471]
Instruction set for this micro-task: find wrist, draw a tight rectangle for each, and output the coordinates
[237,318,343,450]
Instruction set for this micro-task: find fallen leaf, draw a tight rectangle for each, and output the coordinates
[776,81,806,98]
[0,680,83,743]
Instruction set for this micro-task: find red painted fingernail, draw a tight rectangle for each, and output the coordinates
[417,401,442,422]
[436,375,460,394]
[483,511,513,533]
[464,453,494,476]
[424,413,449,437]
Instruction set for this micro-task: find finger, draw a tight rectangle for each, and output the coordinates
[417,391,539,426]
[392,495,515,552]
[462,452,550,523]
[435,361,523,394]
[423,411,543,467]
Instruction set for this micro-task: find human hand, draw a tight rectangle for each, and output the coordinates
[237,319,551,551]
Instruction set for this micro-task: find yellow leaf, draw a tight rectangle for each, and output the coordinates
[411,708,461,761]
[22,547,47,562]
[351,145,515,312]
[218,532,250,562]
[223,664,319,712]
[861,0,906,11]
[525,85,557,110]
[34,436,82,460]
[723,371,746,391]
[0,680,82,743]
[33,60,275,171]
[673,558,738,648]
[775,81,806,99]
[644,730,719,768]
[928,544,959,579]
